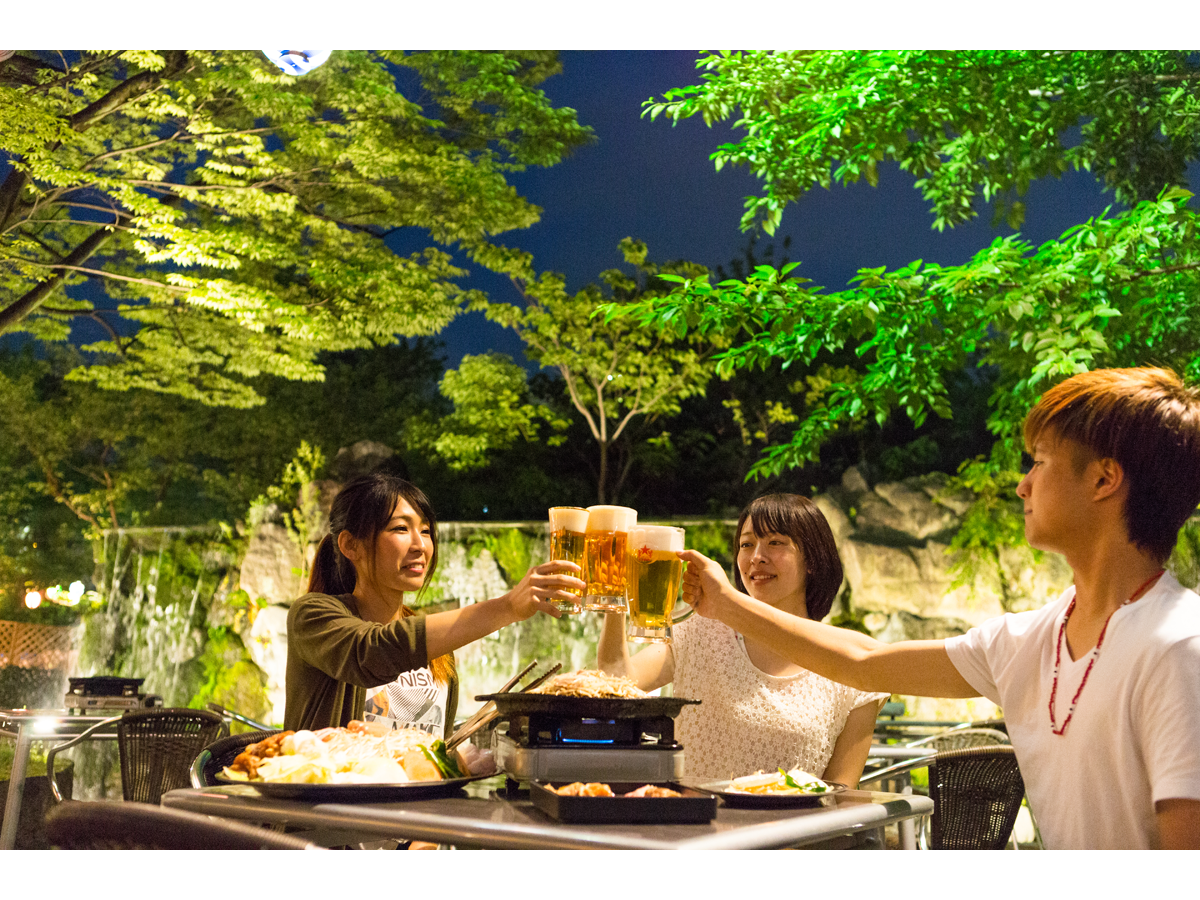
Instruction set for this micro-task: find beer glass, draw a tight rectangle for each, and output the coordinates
[627,525,685,643]
[548,506,589,614]
[582,505,637,612]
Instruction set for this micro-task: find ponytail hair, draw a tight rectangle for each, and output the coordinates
[306,471,454,684]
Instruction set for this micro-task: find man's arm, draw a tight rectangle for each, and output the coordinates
[1157,798,1200,849]
[680,550,978,698]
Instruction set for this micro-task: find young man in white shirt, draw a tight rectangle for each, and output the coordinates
[680,367,1200,849]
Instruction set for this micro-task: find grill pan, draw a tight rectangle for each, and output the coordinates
[475,693,698,720]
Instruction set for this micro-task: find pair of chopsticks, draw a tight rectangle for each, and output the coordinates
[446,659,562,750]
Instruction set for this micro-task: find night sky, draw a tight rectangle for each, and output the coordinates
[438,49,1132,370]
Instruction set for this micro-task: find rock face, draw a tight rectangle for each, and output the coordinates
[238,523,304,608]
[824,466,1075,721]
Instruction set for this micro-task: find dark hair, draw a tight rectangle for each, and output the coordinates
[733,493,844,621]
[307,471,452,682]
[1023,366,1200,563]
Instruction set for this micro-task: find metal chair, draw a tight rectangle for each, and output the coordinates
[861,746,1027,849]
[46,707,228,804]
[191,728,283,788]
[44,800,322,849]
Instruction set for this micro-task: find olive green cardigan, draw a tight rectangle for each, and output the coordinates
[283,592,459,739]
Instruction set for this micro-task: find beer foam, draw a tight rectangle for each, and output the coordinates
[586,505,637,532]
[630,525,684,553]
[549,506,590,533]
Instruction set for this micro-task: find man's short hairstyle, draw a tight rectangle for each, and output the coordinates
[733,493,844,621]
[1023,367,1200,562]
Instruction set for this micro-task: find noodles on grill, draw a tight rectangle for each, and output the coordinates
[529,669,648,699]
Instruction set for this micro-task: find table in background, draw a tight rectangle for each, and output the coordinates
[162,776,933,850]
[1,709,119,850]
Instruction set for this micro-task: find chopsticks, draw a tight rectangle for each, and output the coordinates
[446,660,562,751]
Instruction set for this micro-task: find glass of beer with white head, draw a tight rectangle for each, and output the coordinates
[627,525,685,643]
[582,505,637,612]
[548,506,589,614]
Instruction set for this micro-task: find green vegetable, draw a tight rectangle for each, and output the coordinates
[420,740,465,780]
[779,768,827,793]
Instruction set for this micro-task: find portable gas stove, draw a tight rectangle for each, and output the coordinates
[477,692,698,783]
[64,676,161,712]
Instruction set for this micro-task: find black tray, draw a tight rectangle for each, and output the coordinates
[475,693,699,720]
[529,781,717,824]
[697,779,848,808]
[214,772,488,802]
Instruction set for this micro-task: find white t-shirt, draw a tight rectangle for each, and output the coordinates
[945,571,1200,849]
[672,614,887,780]
[363,666,449,737]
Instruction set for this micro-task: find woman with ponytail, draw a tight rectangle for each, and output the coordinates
[285,471,583,737]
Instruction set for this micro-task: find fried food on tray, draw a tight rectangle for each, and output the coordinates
[622,784,682,798]
[548,782,682,798]
[221,722,461,785]
[552,782,616,797]
[529,669,648,699]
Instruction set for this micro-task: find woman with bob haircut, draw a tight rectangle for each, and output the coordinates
[679,367,1200,849]
[597,493,886,783]
[285,471,583,737]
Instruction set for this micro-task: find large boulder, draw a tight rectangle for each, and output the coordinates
[239,523,304,608]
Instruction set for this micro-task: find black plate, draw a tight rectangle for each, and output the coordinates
[697,779,848,808]
[213,772,489,802]
[475,693,699,720]
[529,781,717,824]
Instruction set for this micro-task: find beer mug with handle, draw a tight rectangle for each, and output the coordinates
[626,525,693,643]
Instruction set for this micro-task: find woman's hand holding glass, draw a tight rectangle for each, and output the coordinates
[503,560,586,621]
[678,549,737,620]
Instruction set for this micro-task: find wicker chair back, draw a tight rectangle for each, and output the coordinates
[117,708,227,804]
[929,746,1026,849]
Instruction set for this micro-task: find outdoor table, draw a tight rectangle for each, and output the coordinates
[161,776,934,850]
[1,709,120,850]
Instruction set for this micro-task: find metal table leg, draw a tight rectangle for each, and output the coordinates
[1,722,35,850]
[898,781,917,850]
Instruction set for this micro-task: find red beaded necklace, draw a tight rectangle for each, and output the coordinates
[1049,569,1164,736]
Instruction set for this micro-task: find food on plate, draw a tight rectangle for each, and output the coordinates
[529,669,648,699]
[725,768,830,795]
[221,721,465,785]
[548,782,683,798]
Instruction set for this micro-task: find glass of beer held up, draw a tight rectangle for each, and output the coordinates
[626,525,685,643]
[548,506,589,614]
[582,505,637,612]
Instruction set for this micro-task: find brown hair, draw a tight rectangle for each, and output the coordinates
[308,471,453,684]
[733,493,844,621]
[1023,367,1200,562]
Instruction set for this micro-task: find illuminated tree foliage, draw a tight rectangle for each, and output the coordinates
[0,50,590,406]
[428,239,718,503]
[623,50,1200,572]
[624,51,1200,474]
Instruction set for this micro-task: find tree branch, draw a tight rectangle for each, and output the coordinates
[0,214,131,332]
